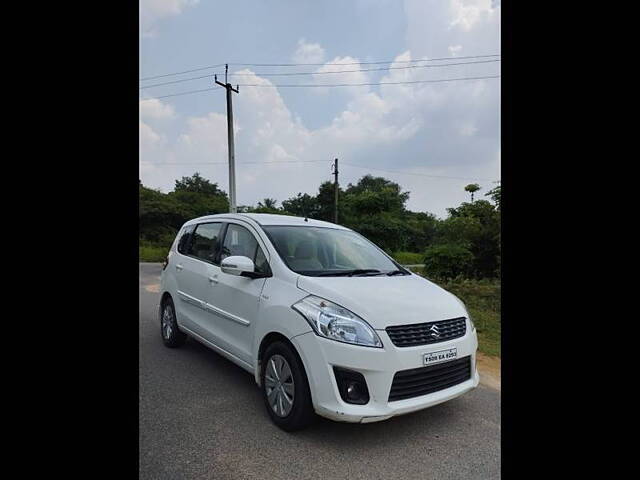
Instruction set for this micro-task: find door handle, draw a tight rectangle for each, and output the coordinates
[208,276,219,285]
[175,264,184,271]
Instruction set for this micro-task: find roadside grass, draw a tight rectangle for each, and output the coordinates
[392,251,424,265]
[406,266,500,357]
[139,245,169,263]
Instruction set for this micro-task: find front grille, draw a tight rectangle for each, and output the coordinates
[388,356,471,402]
[386,317,466,347]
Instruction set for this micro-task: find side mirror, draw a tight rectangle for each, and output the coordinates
[221,255,255,277]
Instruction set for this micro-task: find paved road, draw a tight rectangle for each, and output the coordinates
[139,263,500,480]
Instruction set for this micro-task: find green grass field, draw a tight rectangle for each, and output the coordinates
[139,245,169,263]
[407,267,500,357]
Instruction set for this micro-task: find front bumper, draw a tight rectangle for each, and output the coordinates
[291,326,479,423]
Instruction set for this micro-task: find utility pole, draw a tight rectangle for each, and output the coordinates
[215,64,239,213]
[332,158,339,224]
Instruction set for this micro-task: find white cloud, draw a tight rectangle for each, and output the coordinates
[311,56,370,96]
[140,0,199,37]
[177,113,229,162]
[459,122,478,136]
[448,0,495,31]
[448,45,463,56]
[405,0,500,59]
[140,121,163,150]
[292,38,325,64]
[139,98,175,121]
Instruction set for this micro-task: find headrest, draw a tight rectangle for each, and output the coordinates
[294,240,314,259]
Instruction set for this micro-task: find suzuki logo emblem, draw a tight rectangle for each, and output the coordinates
[429,324,441,338]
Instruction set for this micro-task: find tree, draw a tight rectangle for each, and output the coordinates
[281,193,320,218]
[344,175,409,213]
[464,183,481,203]
[338,176,411,249]
[316,181,341,221]
[139,175,229,248]
[175,172,223,196]
[445,200,500,278]
[485,184,501,211]
[140,173,501,280]
[251,198,281,214]
[258,198,278,210]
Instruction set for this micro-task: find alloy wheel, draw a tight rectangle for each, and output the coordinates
[264,354,295,417]
[161,305,174,340]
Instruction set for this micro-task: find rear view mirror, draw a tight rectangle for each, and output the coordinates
[221,256,255,276]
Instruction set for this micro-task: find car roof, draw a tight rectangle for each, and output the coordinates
[184,213,351,230]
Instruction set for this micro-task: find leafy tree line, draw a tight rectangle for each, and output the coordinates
[140,173,501,279]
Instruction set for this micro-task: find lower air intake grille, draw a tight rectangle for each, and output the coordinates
[388,356,471,402]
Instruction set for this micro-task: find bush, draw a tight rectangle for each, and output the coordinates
[407,273,501,357]
[423,244,474,279]
[439,278,501,357]
[392,251,424,265]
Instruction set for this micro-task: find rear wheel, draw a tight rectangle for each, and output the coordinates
[261,341,315,431]
[160,297,187,348]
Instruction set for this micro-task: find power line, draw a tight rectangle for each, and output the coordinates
[229,54,500,67]
[341,162,498,182]
[142,86,223,100]
[140,64,227,81]
[141,74,500,100]
[235,58,500,77]
[233,75,500,88]
[140,73,219,90]
[139,54,500,81]
[140,59,501,90]
[140,159,330,166]
[140,159,497,182]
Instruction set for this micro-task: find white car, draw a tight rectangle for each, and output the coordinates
[159,213,479,430]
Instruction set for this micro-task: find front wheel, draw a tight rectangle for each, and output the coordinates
[160,297,187,348]
[261,341,315,431]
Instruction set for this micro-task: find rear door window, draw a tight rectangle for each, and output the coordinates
[189,223,223,264]
[177,224,195,254]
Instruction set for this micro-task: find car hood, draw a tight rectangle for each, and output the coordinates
[296,273,466,330]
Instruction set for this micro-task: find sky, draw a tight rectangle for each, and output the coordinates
[139,0,500,218]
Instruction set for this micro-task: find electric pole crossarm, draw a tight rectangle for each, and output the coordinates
[214,79,239,93]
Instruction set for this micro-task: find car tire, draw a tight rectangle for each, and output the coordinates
[261,341,315,431]
[160,297,187,348]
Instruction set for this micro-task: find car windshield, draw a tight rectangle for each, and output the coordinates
[262,225,404,276]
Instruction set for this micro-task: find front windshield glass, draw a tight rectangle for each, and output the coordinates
[262,225,402,276]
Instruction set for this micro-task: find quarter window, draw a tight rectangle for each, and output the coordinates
[189,223,223,264]
[177,225,195,254]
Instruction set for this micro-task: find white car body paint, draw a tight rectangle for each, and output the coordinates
[160,213,479,424]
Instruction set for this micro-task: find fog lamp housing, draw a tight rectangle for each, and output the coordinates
[333,367,370,405]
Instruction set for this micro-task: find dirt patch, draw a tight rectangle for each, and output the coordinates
[477,352,501,391]
[145,284,160,293]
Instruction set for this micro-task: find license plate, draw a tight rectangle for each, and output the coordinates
[423,348,457,366]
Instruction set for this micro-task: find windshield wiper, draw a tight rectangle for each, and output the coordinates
[387,269,409,276]
[317,269,383,277]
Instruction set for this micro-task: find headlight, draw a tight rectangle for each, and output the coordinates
[292,295,383,348]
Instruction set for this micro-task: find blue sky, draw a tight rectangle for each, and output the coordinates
[139,0,500,218]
